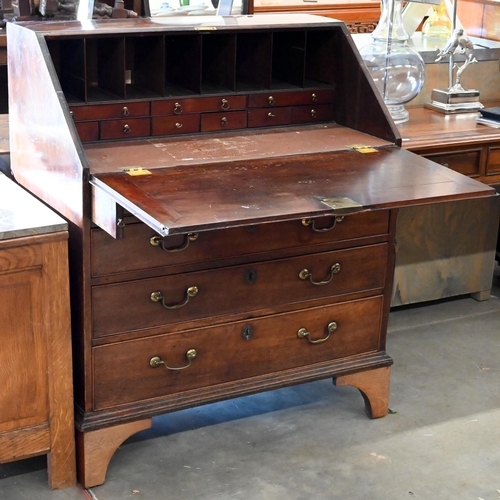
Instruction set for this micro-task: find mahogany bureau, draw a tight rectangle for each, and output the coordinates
[6,15,496,488]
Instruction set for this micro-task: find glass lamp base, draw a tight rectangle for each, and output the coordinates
[387,103,409,124]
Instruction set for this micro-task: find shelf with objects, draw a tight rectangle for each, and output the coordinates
[7,14,496,488]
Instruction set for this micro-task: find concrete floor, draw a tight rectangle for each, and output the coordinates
[2,270,500,500]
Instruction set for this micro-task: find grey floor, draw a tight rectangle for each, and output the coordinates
[2,270,500,500]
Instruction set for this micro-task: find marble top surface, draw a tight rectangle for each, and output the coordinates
[0,173,67,240]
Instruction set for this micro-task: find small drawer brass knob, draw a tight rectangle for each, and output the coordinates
[123,124,131,133]
[122,106,130,116]
[174,102,183,114]
[175,122,183,129]
[311,93,318,102]
[221,117,228,126]
[221,98,230,110]
[268,96,275,105]
[311,109,317,118]
[268,112,275,118]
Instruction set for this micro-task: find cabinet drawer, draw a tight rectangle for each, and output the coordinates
[151,96,247,116]
[100,118,151,140]
[487,146,500,175]
[247,89,334,108]
[70,102,150,121]
[92,243,388,337]
[91,211,391,277]
[93,296,383,409]
[291,104,334,124]
[247,107,292,128]
[424,149,481,177]
[151,114,200,136]
[75,121,99,142]
[201,110,247,132]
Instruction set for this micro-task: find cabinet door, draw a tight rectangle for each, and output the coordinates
[0,257,48,432]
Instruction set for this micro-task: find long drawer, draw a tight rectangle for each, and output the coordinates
[92,243,388,337]
[93,296,383,409]
[91,211,390,278]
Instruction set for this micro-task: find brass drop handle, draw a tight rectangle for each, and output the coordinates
[150,286,199,310]
[299,262,341,285]
[175,122,183,129]
[221,98,230,110]
[221,117,228,126]
[268,96,275,105]
[311,93,318,102]
[174,102,183,114]
[311,109,317,118]
[268,112,275,118]
[301,216,344,232]
[297,321,337,344]
[123,124,131,133]
[150,233,198,252]
[123,106,130,116]
[150,349,197,371]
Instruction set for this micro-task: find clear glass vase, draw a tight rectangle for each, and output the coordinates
[359,0,426,124]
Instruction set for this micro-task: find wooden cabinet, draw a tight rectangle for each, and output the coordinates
[0,173,76,489]
[6,15,496,489]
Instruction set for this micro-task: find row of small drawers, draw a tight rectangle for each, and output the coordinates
[70,89,336,121]
[75,104,334,141]
[93,295,383,409]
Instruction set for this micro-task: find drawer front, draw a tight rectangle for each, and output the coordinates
[70,102,150,121]
[151,96,247,116]
[91,211,390,277]
[247,107,292,128]
[151,114,200,136]
[291,104,334,124]
[487,146,500,176]
[75,121,99,142]
[92,243,388,337]
[424,149,481,177]
[247,89,334,108]
[100,118,151,140]
[201,110,247,132]
[93,296,383,409]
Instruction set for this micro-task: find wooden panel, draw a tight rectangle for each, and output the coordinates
[92,243,388,337]
[151,95,247,116]
[75,121,99,143]
[0,266,48,432]
[93,296,383,409]
[91,211,390,278]
[247,107,292,127]
[70,102,150,121]
[0,424,50,463]
[487,146,500,176]
[200,111,247,132]
[151,114,200,136]
[392,196,500,306]
[90,147,494,236]
[100,118,151,140]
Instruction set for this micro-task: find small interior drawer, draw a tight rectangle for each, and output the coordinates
[93,295,383,409]
[100,118,151,140]
[91,211,391,278]
[152,114,200,136]
[247,89,334,108]
[247,107,292,127]
[291,104,334,124]
[70,102,150,121]
[75,121,99,142]
[91,243,388,337]
[151,95,247,116]
[200,110,247,132]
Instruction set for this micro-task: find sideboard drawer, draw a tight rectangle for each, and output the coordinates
[487,146,500,176]
[70,102,150,121]
[91,211,391,277]
[424,149,481,177]
[93,295,383,409]
[100,118,151,140]
[92,243,388,337]
[152,114,200,136]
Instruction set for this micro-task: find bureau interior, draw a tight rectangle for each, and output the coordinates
[46,28,336,103]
